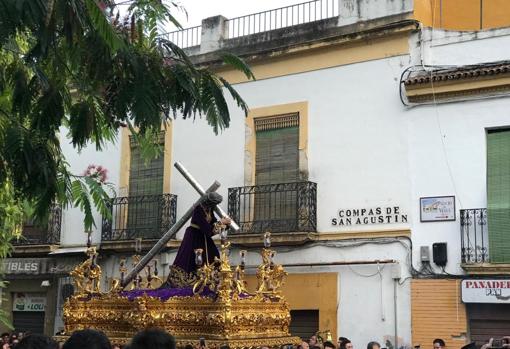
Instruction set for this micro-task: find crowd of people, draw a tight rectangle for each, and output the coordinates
[0,329,506,349]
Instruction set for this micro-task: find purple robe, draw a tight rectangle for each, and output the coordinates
[164,205,219,288]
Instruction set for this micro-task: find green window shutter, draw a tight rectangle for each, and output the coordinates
[255,114,299,185]
[254,114,299,226]
[126,133,165,239]
[487,129,510,263]
[128,134,165,196]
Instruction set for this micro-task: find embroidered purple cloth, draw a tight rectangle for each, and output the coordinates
[121,287,253,300]
[120,287,216,301]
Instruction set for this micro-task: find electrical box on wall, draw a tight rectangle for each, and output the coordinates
[433,242,448,267]
[420,246,430,262]
[391,263,402,280]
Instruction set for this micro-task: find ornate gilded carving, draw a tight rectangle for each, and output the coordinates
[62,231,299,348]
[69,246,102,296]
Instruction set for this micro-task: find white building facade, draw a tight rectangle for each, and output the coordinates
[3,0,510,347]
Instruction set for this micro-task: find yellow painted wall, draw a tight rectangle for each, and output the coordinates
[245,273,338,341]
[441,0,481,31]
[411,279,468,349]
[414,0,510,30]
[483,0,510,29]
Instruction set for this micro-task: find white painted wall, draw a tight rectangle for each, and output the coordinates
[171,55,413,237]
[419,27,510,66]
[406,29,510,274]
[60,131,121,246]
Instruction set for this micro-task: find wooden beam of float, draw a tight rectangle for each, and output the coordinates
[120,181,220,288]
[174,161,240,232]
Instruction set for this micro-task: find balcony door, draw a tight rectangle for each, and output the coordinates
[487,129,510,263]
[254,113,299,232]
[126,134,165,239]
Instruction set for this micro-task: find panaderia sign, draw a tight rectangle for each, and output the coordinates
[461,279,510,303]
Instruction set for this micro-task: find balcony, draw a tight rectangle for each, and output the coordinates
[13,206,62,246]
[460,208,489,264]
[101,194,177,242]
[228,181,317,235]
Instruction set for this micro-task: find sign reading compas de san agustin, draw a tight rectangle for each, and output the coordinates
[331,206,408,226]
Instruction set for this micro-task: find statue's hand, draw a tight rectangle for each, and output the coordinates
[220,217,231,225]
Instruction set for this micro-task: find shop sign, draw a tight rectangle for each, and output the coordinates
[461,279,510,303]
[12,293,46,312]
[1,258,45,274]
[331,206,408,226]
[47,258,82,275]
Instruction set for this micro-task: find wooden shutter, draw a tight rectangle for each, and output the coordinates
[255,113,299,185]
[487,129,510,263]
[254,114,299,230]
[127,133,165,239]
[128,133,165,196]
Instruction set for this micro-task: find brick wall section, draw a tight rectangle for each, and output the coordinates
[411,279,468,349]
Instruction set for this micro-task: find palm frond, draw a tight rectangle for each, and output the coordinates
[220,52,255,80]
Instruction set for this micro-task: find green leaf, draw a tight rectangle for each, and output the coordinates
[84,0,125,52]
[220,52,255,80]
[71,179,94,230]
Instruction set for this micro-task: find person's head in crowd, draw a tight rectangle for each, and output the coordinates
[112,345,121,349]
[129,329,175,349]
[1,334,10,344]
[338,338,349,349]
[16,334,58,349]
[309,336,318,347]
[433,339,446,349]
[344,340,353,349]
[11,339,19,348]
[63,330,111,349]
[301,342,310,349]
[324,341,336,349]
[367,342,380,349]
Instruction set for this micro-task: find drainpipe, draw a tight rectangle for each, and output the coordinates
[394,279,398,349]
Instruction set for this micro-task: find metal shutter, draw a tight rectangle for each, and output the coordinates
[487,129,510,263]
[290,310,319,341]
[468,304,510,347]
[13,311,45,334]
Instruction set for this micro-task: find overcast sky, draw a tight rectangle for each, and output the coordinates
[168,0,304,29]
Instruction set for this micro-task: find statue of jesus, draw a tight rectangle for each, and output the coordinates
[164,192,231,288]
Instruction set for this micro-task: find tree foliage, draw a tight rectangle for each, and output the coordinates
[0,0,254,231]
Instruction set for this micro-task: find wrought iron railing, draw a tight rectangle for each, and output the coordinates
[228,181,317,234]
[226,0,339,39]
[101,194,177,241]
[14,206,62,245]
[460,208,489,264]
[163,25,202,48]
